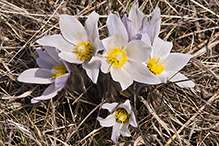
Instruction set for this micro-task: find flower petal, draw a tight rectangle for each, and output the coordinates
[59,51,84,64]
[110,66,133,90]
[85,11,99,45]
[101,102,119,113]
[92,38,103,56]
[140,32,151,47]
[138,8,161,45]
[107,13,128,43]
[55,73,69,86]
[43,46,62,64]
[124,60,161,85]
[124,40,151,62]
[17,68,52,84]
[111,123,122,144]
[63,60,71,73]
[59,14,87,44]
[118,100,131,114]
[97,114,116,127]
[82,57,101,83]
[36,47,57,69]
[169,73,195,88]
[158,70,176,78]
[100,57,111,74]
[151,37,173,60]
[122,15,136,41]
[150,7,161,43]
[164,53,193,76]
[137,17,150,35]
[106,35,127,50]
[36,58,51,69]
[120,123,131,137]
[31,83,64,103]
[102,36,114,51]
[129,111,138,127]
[36,34,74,52]
[128,4,144,33]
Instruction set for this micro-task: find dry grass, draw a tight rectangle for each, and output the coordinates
[0,0,219,145]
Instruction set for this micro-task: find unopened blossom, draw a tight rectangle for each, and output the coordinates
[100,13,161,90]
[97,100,137,144]
[36,11,103,83]
[122,4,162,46]
[137,7,161,46]
[17,46,70,103]
[122,4,145,42]
[146,37,195,87]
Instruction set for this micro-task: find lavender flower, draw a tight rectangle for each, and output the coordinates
[17,46,70,103]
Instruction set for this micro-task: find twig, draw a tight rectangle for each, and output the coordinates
[190,0,219,18]
[191,58,219,82]
[65,100,105,143]
[8,0,65,64]
[164,89,219,145]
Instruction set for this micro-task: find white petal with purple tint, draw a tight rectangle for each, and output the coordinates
[31,83,64,103]
[18,68,53,84]
[59,14,88,44]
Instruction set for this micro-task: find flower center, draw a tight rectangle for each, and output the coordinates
[51,64,68,80]
[74,41,93,60]
[115,108,130,123]
[107,47,128,68]
[147,56,165,75]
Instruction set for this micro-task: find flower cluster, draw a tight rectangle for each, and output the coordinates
[17,4,195,144]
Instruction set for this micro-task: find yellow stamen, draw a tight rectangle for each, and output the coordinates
[147,56,165,75]
[74,41,93,60]
[51,64,68,80]
[107,47,128,68]
[115,108,130,123]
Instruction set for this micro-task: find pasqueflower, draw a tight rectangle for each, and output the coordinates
[123,5,194,87]
[137,7,161,46]
[122,4,145,42]
[100,13,161,90]
[146,38,195,87]
[122,4,161,46]
[17,46,70,103]
[36,11,102,83]
[97,100,137,144]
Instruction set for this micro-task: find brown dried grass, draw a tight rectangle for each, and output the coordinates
[0,0,219,145]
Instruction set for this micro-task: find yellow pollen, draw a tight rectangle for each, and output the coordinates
[147,56,165,75]
[51,64,68,80]
[115,108,130,123]
[74,41,93,60]
[107,47,128,68]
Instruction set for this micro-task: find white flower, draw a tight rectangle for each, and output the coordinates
[100,13,161,90]
[36,11,103,83]
[146,37,195,87]
[122,5,195,87]
[17,46,70,103]
[97,100,137,144]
